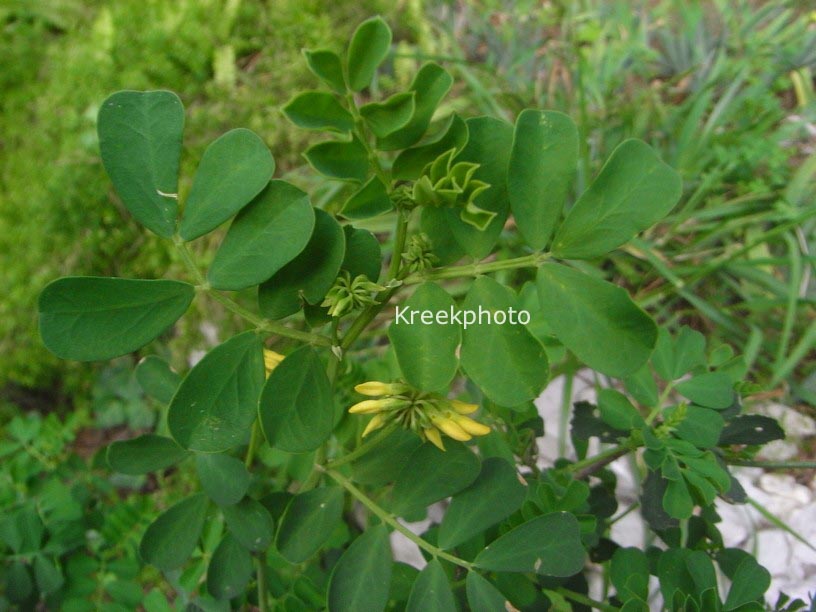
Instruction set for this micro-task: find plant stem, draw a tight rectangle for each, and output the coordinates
[326,424,398,469]
[404,252,550,283]
[323,467,473,569]
[388,212,409,281]
[568,444,631,479]
[244,420,260,468]
[256,556,268,612]
[555,586,619,612]
[728,459,816,469]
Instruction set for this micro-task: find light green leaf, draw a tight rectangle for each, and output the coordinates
[259,345,334,453]
[303,49,346,93]
[674,406,724,448]
[39,277,194,362]
[438,458,526,549]
[207,534,253,600]
[258,209,345,319]
[391,441,480,516]
[420,206,465,265]
[97,90,184,237]
[136,356,181,404]
[676,372,734,409]
[610,547,650,602]
[195,454,250,506]
[139,494,209,571]
[304,136,369,182]
[282,91,354,132]
[460,276,549,406]
[598,389,645,430]
[723,557,771,610]
[168,332,265,452]
[377,63,453,151]
[508,109,578,250]
[341,177,394,220]
[341,225,382,282]
[276,487,344,563]
[552,139,682,259]
[444,117,513,259]
[536,264,657,377]
[663,478,693,519]
[327,525,392,612]
[406,559,455,612]
[347,17,392,92]
[107,434,188,475]
[179,128,275,241]
[473,512,585,577]
[392,114,469,181]
[222,498,275,552]
[465,572,508,612]
[653,326,707,381]
[360,92,416,138]
[388,282,460,392]
[208,180,315,290]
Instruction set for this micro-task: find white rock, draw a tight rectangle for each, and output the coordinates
[757,403,816,437]
[715,500,752,547]
[758,439,800,461]
[759,474,812,505]
[756,529,796,577]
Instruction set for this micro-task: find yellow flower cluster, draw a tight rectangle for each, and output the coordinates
[348,381,491,451]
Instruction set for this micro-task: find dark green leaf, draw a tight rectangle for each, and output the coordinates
[0,505,43,554]
[461,276,549,406]
[328,525,392,612]
[6,563,32,603]
[392,115,469,181]
[276,487,344,563]
[388,282,460,392]
[552,139,682,259]
[508,109,578,250]
[136,356,181,404]
[598,389,645,430]
[420,207,465,265]
[718,415,784,445]
[676,372,734,409]
[658,549,717,605]
[406,559,455,612]
[179,128,275,241]
[208,180,315,290]
[97,90,183,237]
[360,92,415,138]
[303,49,346,93]
[139,494,209,571]
[347,17,392,92]
[674,406,724,449]
[438,458,526,549]
[341,177,394,219]
[351,428,423,486]
[283,91,354,132]
[341,225,382,282]
[723,556,771,610]
[377,63,453,151]
[33,556,64,595]
[168,332,265,452]
[304,137,369,182]
[610,547,649,602]
[623,364,659,408]
[107,434,188,475]
[39,277,194,361]
[196,454,250,506]
[536,264,657,377]
[663,478,693,519]
[207,534,253,600]
[259,346,334,453]
[465,572,508,612]
[474,512,585,577]
[391,442,480,515]
[222,498,275,553]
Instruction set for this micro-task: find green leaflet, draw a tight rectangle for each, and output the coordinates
[135,356,181,404]
[97,90,184,237]
[179,128,275,241]
[195,453,251,506]
[39,277,194,362]
[282,91,354,132]
[465,572,508,612]
[552,139,682,259]
[139,494,209,571]
[438,458,526,550]
[341,176,394,220]
[258,209,346,319]
[258,346,334,453]
[676,372,734,409]
[723,556,771,610]
[388,282,460,392]
[303,49,346,93]
[377,63,453,151]
[107,434,189,475]
[222,498,275,552]
[392,114,469,181]
[327,525,392,612]
[460,277,549,406]
[168,331,265,452]
[406,559,456,612]
[304,137,369,181]
[508,109,578,250]
[652,326,707,381]
[341,225,382,282]
[536,264,657,377]
[473,512,585,577]
[207,180,315,290]
[597,389,645,430]
[207,534,253,601]
[276,487,344,563]
[346,17,392,92]
[351,428,423,486]
[610,547,650,603]
[360,92,416,138]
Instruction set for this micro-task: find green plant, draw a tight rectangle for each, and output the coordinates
[31,15,801,611]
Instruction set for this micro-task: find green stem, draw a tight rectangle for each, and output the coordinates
[728,459,816,469]
[346,93,391,187]
[555,587,619,612]
[567,444,631,478]
[326,424,398,469]
[388,212,409,281]
[405,252,550,283]
[340,286,399,351]
[244,421,260,469]
[323,467,473,569]
[256,556,268,612]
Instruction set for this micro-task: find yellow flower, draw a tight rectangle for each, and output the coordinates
[348,398,408,414]
[354,381,409,397]
[362,413,386,437]
[423,427,445,451]
[431,415,471,441]
[263,349,285,377]
[450,399,478,414]
[449,413,491,436]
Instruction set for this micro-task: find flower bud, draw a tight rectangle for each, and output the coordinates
[362,413,386,437]
[449,399,478,414]
[450,413,491,436]
[354,381,409,397]
[431,415,472,441]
